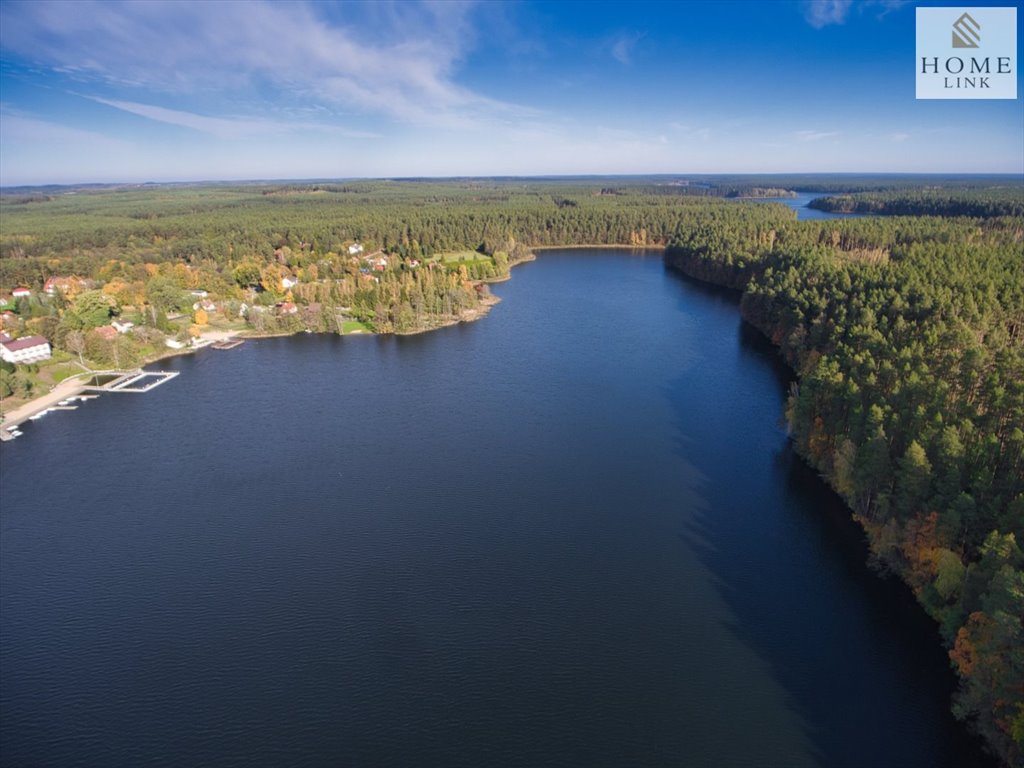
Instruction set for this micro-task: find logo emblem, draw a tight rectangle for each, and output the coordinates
[917,7,1016,99]
[952,12,980,48]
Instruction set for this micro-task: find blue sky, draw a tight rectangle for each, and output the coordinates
[0,0,1021,185]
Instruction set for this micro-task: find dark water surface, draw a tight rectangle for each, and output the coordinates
[1,250,993,767]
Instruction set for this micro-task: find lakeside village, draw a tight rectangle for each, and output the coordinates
[1,241,512,434]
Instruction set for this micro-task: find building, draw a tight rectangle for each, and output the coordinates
[111,320,135,334]
[348,243,364,255]
[281,275,298,290]
[0,335,52,364]
[43,276,84,296]
[11,287,31,298]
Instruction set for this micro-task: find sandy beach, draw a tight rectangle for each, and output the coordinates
[0,377,89,436]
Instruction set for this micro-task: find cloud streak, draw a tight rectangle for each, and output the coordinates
[802,0,909,28]
[0,0,523,129]
[803,0,853,29]
[611,33,644,65]
[795,129,839,142]
[85,97,379,140]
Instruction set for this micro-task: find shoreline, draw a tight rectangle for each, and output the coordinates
[0,281,511,434]
[0,329,241,433]
[1,246,639,438]
[0,377,90,436]
[531,243,666,251]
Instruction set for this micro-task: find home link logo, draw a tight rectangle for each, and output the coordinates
[951,12,980,48]
[916,7,1017,99]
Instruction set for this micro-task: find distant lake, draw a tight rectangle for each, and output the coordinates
[0,250,992,767]
[757,191,865,220]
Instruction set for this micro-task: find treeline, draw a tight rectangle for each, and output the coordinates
[809,188,1024,218]
[0,183,789,343]
[666,212,1024,765]
[0,182,794,289]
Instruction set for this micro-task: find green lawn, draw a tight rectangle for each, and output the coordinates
[341,320,373,334]
[50,364,83,383]
[436,250,483,262]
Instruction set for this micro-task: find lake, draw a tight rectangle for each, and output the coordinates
[749,191,863,220]
[0,249,993,767]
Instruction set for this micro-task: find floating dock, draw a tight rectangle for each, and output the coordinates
[87,370,180,393]
[2,371,178,442]
[212,339,245,350]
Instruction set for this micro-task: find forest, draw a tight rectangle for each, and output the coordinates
[666,203,1023,766]
[808,188,1024,217]
[0,181,788,397]
[1,176,1022,764]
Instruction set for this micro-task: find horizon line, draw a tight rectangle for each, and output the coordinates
[4,171,1024,192]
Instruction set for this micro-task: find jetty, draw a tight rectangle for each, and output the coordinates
[85,370,179,393]
[1,370,180,441]
[212,339,245,350]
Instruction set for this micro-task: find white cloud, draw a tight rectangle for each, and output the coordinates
[0,0,526,129]
[0,111,137,185]
[84,97,379,140]
[611,33,644,65]
[795,129,840,142]
[670,123,712,141]
[803,0,909,28]
[889,132,910,142]
[0,112,125,149]
[803,0,853,28]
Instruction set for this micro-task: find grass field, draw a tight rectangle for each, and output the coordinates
[341,320,373,334]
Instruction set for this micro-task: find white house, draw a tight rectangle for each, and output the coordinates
[348,243,364,255]
[281,275,299,290]
[111,320,135,334]
[11,287,31,298]
[0,335,51,364]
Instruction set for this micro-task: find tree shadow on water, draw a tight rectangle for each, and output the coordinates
[663,336,998,768]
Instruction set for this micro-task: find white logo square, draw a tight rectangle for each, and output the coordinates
[916,7,1018,99]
